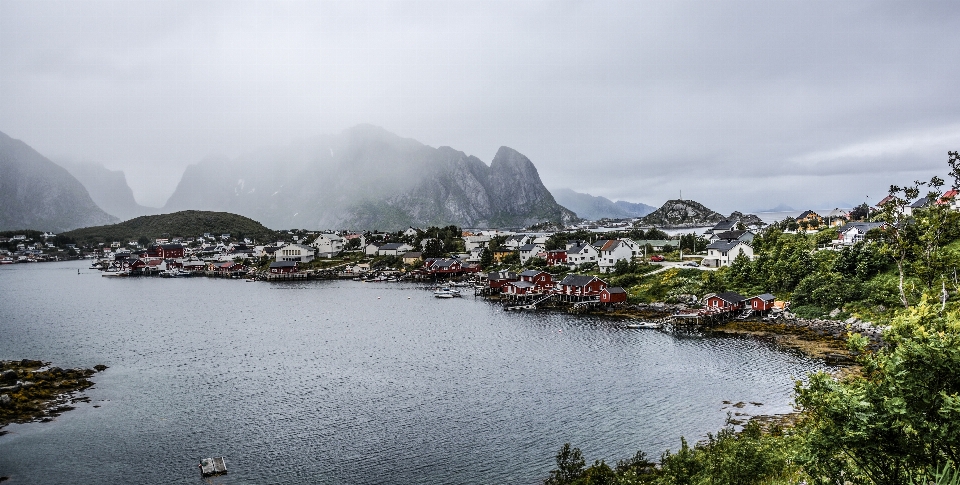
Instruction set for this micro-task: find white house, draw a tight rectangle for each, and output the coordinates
[701,240,753,268]
[275,243,316,263]
[463,235,491,252]
[596,239,641,273]
[377,242,415,256]
[518,243,546,264]
[504,234,531,250]
[836,222,885,246]
[566,242,600,268]
[311,233,344,258]
[403,227,420,238]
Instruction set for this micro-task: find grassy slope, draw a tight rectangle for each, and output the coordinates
[62,210,280,245]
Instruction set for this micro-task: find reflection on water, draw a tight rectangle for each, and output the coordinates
[0,261,831,484]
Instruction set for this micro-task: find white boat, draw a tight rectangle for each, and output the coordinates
[625,321,662,329]
[0,257,13,264]
[433,287,461,298]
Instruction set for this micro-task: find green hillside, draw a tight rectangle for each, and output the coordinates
[62,210,279,244]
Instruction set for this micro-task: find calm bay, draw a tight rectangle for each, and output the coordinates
[0,260,831,484]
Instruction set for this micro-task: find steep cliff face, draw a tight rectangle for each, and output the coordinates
[164,125,574,230]
[0,131,118,231]
[57,161,158,221]
[639,199,725,227]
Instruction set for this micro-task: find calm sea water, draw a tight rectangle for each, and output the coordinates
[0,261,831,484]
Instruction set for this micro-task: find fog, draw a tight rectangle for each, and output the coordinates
[2,1,958,212]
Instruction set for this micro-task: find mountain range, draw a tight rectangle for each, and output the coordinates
[161,125,576,230]
[57,161,159,221]
[551,188,655,221]
[0,131,117,232]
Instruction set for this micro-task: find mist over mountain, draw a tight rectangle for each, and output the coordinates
[56,161,158,221]
[0,131,117,232]
[163,125,576,230]
[552,188,655,221]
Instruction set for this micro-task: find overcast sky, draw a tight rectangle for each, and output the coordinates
[2,1,958,211]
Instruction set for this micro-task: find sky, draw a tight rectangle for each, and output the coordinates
[1,0,959,212]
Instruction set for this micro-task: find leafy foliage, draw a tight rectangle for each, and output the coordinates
[61,210,280,245]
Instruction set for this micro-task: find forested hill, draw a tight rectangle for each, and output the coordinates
[62,210,279,245]
[639,199,725,226]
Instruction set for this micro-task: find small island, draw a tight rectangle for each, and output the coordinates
[0,359,106,434]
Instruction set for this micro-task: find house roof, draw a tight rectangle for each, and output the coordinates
[432,258,462,268]
[604,286,626,294]
[379,242,410,250]
[519,243,541,251]
[714,291,746,303]
[841,222,884,234]
[519,269,548,277]
[706,240,747,251]
[712,230,746,241]
[558,274,601,287]
[797,210,821,220]
[401,251,422,259]
[487,271,518,280]
[876,195,896,207]
[567,244,595,255]
[507,281,536,289]
[939,190,959,204]
[911,196,931,209]
[269,261,298,268]
[711,220,737,231]
[751,293,775,301]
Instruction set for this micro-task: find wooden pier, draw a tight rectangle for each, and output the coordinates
[199,457,227,477]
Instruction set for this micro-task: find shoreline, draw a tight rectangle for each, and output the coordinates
[0,360,106,436]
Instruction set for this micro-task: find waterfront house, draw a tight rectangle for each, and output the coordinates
[705,292,746,311]
[518,270,554,291]
[748,293,776,313]
[146,243,185,259]
[599,286,628,304]
[555,274,608,301]
[402,252,423,266]
[701,240,753,268]
[502,280,536,296]
[486,271,519,291]
[276,243,315,263]
[269,261,298,274]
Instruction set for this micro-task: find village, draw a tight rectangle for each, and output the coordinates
[3,197,927,335]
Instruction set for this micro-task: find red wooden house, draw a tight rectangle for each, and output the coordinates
[748,293,775,312]
[600,286,628,303]
[555,274,608,301]
[705,292,746,311]
[545,250,567,266]
[146,244,185,259]
[486,271,518,291]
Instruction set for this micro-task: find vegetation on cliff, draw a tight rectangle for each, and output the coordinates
[61,210,280,245]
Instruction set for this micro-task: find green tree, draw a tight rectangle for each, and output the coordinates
[796,298,960,484]
[479,247,494,269]
[545,443,586,485]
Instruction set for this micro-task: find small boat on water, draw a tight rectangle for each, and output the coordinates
[625,321,662,329]
[0,257,13,264]
[199,457,227,477]
[433,287,461,298]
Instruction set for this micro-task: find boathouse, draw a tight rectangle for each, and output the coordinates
[555,274,607,302]
[486,271,518,291]
[269,261,298,274]
[146,243,185,259]
[600,286,628,304]
[705,292,746,311]
[748,293,776,313]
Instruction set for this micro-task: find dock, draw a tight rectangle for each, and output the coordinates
[199,457,227,477]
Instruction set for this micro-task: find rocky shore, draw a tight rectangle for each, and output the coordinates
[0,359,107,435]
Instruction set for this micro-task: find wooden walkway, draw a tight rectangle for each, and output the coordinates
[199,457,227,477]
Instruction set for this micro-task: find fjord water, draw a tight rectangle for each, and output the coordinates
[0,261,831,484]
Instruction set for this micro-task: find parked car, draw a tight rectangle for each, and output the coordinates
[649,255,665,262]
[684,261,700,267]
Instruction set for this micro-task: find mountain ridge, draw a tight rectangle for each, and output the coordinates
[163,125,577,230]
[0,131,118,232]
